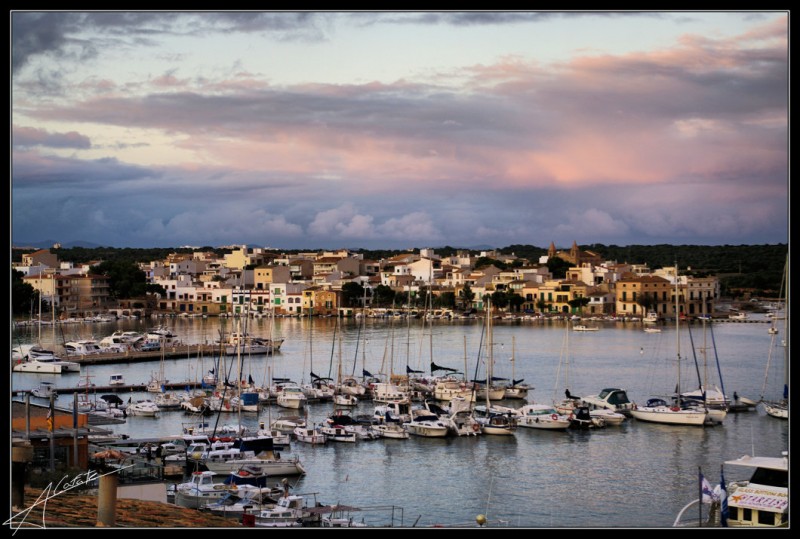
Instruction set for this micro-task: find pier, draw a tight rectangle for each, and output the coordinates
[66,344,223,366]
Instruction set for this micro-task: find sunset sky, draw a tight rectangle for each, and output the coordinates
[11,11,789,250]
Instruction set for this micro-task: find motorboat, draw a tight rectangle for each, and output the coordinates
[579,387,635,417]
[30,381,59,400]
[218,332,273,356]
[293,426,327,445]
[405,411,450,438]
[371,381,411,404]
[643,311,659,324]
[337,377,366,397]
[126,399,160,417]
[98,334,132,353]
[423,399,481,437]
[175,470,231,509]
[573,324,600,332]
[271,416,306,434]
[64,340,102,356]
[317,424,357,443]
[372,401,412,424]
[333,393,359,406]
[276,384,307,409]
[514,404,571,430]
[372,421,409,439]
[201,484,281,518]
[568,405,604,429]
[249,493,309,527]
[589,408,626,426]
[200,437,306,476]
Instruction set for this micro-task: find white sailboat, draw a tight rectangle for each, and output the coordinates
[681,318,728,424]
[502,336,529,399]
[474,299,516,436]
[760,254,788,420]
[631,264,708,426]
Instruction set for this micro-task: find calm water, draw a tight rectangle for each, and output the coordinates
[11,315,790,528]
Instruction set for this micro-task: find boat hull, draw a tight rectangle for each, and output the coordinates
[13,360,62,374]
[630,407,707,426]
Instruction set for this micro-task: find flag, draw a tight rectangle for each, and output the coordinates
[362,369,373,378]
[46,408,54,432]
[720,468,729,527]
[700,472,714,503]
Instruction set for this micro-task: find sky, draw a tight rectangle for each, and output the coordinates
[10,11,789,250]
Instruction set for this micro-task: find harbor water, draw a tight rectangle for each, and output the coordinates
[11,315,789,528]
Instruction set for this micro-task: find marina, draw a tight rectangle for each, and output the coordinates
[11,314,789,528]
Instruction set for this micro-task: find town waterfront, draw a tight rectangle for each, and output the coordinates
[11,314,789,528]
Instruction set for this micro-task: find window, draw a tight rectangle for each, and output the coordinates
[757,510,775,526]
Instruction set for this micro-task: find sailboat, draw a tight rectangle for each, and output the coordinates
[630,264,708,426]
[551,322,608,429]
[681,318,728,425]
[473,299,516,436]
[333,328,359,407]
[502,336,529,399]
[760,255,788,420]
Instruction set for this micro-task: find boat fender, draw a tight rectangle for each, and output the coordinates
[551,414,559,421]
[671,406,680,412]
[191,452,202,460]
[472,423,480,432]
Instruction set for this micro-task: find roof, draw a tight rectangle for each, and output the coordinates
[724,454,788,472]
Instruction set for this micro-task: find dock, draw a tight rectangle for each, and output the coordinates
[14,380,208,397]
[67,344,222,366]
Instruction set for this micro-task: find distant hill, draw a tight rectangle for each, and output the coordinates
[12,239,104,249]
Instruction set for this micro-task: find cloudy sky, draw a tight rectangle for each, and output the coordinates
[11,11,789,250]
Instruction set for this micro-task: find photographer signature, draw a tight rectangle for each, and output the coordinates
[4,465,133,534]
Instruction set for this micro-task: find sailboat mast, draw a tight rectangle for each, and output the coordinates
[486,298,492,408]
[675,263,682,402]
